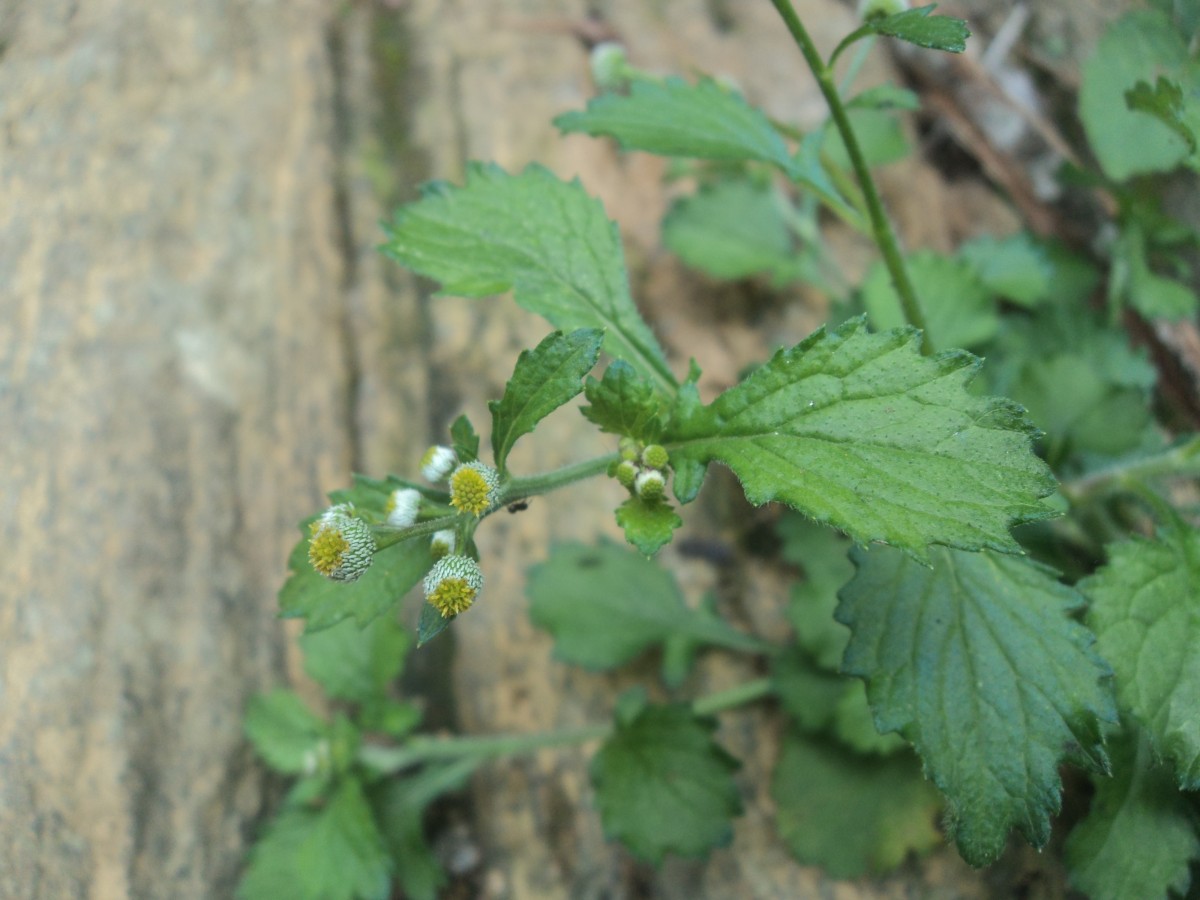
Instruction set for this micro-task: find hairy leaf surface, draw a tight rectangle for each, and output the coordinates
[581,360,666,441]
[1082,521,1200,787]
[382,164,674,393]
[490,328,603,470]
[837,546,1116,866]
[666,318,1056,558]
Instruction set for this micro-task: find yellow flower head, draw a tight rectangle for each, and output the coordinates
[449,461,500,517]
[424,555,483,618]
[308,505,374,583]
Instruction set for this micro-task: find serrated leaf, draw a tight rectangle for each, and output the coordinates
[581,360,665,441]
[591,703,741,863]
[958,232,1053,308]
[449,414,479,462]
[369,760,477,900]
[662,179,798,284]
[772,731,942,877]
[280,526,433,633]
[1081,521,1200,788]
[1080,10,1197,179]
[1126,76,1197,154]
[239,779,391,900]
[1065,727,1199,900]
[866,5,971,53]
[299,612,410,703]
[244,690,327,775]
[527,541,762,670]
[837,545,1116,866]
[555,77,793,171]
[666,317,1055,559]
[861,252,998,351]
[834,682,907,755]
[489,328,602,470]
[381,163,674,394]
[614,496,683,556]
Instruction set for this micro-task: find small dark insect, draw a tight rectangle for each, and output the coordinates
[507,499,531,514]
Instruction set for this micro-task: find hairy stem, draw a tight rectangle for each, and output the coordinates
[768,0,930,350]
[501,453,619,503]
[1061,435,1200,505]
[359,677,774,774]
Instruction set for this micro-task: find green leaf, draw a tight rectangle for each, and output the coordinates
[555,77,794,171]
[845,83,921,111]
[581,360,666,441]
[1066,727,1199,900]
[837,546,1116,866]
[1126,76,1197,154]
[666,317,1056,559]
[866,5,971,54]
[771,647,846,731]
[416,602,454,647]
[833,681,907,755]
[280,526,433,633]
[772,731,942,877]
[591,703,741,863]
[958,232,1053,308]
[239,779,391,900]
[370,760,477,900]
[662,179,798,284]
[614,496,683,556]
[300,612,410,703]
[449,414,479,462]
[861,252,998,351]
[381,163,674,394]
[244,690,327,775]
[527,541,762,670]
[1081,520,1200,788]
[777,514,854,670]
[1080,10,1197,179]
[823,107,910,170]
[489,329,603,470]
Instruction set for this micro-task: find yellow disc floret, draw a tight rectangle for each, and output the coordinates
[308,505,375,583]
[424,555,484,618]
[449,461,500,517]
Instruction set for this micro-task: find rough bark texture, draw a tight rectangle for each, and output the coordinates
[0,0,1135,897]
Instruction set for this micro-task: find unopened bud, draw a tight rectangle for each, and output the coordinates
[635,469,666,502]
[385,488,421,528]
[420,445,458,483]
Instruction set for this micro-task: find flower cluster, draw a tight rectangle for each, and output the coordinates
[612,439,671,503]
[308,504,375,583]
[423,555,483,618]
[448,461,501,517]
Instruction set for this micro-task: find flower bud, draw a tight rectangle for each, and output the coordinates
[618,436,641,462]
[615,459,638,490]
[859,0,908,19]
[424,555,483,618]
[590,42,631,91]
[430,529,456,560]
[308,506,375,583]
[641,444,669,470]
[449,461,501,517]
[385,488,421,528]
[635,469,666,502]
[420,445,458,483]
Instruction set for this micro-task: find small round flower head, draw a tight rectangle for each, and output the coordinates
[618,436,641,462]
[420,445,458,483]
[424,555,483,618]
[590,41,631,91]
[635,469,666,502]
[385,488,421,528]
[449,461,501,517]
[308,507,375,583]
[615,459,638,490]
[641,444,669,470]
[430,529,456,560]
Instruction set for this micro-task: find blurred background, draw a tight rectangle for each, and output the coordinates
[0,0,1158,896]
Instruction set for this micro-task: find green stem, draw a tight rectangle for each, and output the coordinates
[1060,435,1200,506]
[359,677,774,775]
[768,0,930,351]
[501,453,619,504]
[374,514,461,550]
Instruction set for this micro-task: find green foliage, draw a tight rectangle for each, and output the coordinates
[860,5,971,54]
[239,780,392,900]
[1126,76,1198,155]
[591,697,741,863]
[958,232,1053,308]
[381,163,675,393]
[490,328,603,471]
[667,317,1055,559]
[1065,728,1200,900]
[614,495,683,556]
[244,690,328,776]
[1082,520,1200,788]
[449,413,480,462]
[528,541,763,675]
[772,731,942,877]
[838,546,1116,865]
[300,613,411,705]
[581,360,666,442]
[662,178,800,284]
[1080,9,1199,179]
